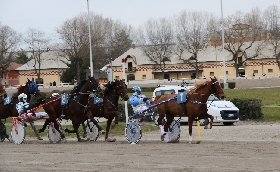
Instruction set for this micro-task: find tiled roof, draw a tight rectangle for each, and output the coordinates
[111,41,275,67]
[15,51,70,70]
[7,62,22,70]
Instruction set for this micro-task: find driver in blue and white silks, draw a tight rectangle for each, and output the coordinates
[129,86,150,120]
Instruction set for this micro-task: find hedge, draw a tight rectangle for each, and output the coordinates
[220,82,236,89]
[230,98,263,120]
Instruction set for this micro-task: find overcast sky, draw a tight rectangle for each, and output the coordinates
[1,0,279,38]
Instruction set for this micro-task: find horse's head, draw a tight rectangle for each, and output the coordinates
[26,78,41,97]
[84,76,105,95]
[210,76,225,100]
[112,79,129,101]
[0,84,7,102]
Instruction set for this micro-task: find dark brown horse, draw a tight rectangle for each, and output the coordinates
[0,84,9,141]
[39,76,105,141]
[85,79,129,141]
[0,79,42,141]
[155,76,225,144]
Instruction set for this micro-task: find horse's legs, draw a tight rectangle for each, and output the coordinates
[188,116,194,144]
[105,118,115,142]
[39,118,50,133]
[29,121,43,140]
[163,114,173,133]
[111,112,119,128]
[65,120,83,141]
[54,121,65,139]
[204,114,214,129]
[0,122,9,141]
[90,115,103,132]
[81,121,87,138]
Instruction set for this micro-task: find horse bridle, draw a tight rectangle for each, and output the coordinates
[211,80,219,96]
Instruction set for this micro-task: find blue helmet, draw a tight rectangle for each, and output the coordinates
[132,86,141,94]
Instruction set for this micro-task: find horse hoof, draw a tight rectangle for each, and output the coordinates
[78,138,87,142]
[82,134,87,138]
[106,138,116,142]
[37,137,43,140]
[204,126,208,129]
[189,140,201,144]
[161,135,164,141]
[168,139,180,143]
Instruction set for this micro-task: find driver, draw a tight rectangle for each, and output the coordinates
[16,93,43,140]
[129,86,150,121]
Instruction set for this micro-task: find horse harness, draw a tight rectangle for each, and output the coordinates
[180,80,219,119]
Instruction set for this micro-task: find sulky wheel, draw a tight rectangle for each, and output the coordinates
[125,121,142,144]
[47,122,62,143]
[163,120,180,143]
[10,121,26,145]
[85,122,99,141]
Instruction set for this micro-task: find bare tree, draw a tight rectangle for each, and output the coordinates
[215,8,266,77]
[0,23,21,83]
[175,11,216,78]
[135,18,174,79]
[263,5,280,67]
[24,28,50,83]
[56,14,89,82]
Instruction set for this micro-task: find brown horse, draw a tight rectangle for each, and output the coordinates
[85,79,129,141]
[0,79,42,141]
[39,76,105,141]
[155,76,225,144]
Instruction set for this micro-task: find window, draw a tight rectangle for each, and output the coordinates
[142,75,146,79]
[115,76,119,79]
[226,71,229,75]
[210,72,214,76]
[253,70,258,74]
[268,69,273,73]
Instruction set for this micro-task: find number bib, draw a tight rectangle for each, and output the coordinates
[177,91,187,104]
[4,94,13,105]
[60,93,69,105]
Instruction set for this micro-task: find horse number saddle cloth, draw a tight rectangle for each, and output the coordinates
[4,94,13,105]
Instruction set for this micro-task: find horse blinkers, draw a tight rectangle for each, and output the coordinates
[211,81,225,100]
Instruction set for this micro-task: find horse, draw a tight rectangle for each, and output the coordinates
[0,79,42,141]
[85,79,129,142]
[155,76,225,144]
[39,76,105,141]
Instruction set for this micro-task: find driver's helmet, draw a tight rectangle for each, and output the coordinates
[132,86,141,95]
[18,93,28,102]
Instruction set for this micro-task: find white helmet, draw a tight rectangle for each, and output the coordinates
[18,93,28,101]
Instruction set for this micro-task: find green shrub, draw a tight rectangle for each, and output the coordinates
[221,82,236,89]
[230,98,263,120]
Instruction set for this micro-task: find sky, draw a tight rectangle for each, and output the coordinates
[1,0,279,39]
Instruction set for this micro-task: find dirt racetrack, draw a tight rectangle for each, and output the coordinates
[1,121,280,172]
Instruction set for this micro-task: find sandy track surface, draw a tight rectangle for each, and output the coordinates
[1,122,280,172]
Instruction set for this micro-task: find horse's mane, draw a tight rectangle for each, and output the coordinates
[0,84,5,93]
[104,81,115,95]
[151,95,162,104]
[188,80,210,94]
[71,80,87,94]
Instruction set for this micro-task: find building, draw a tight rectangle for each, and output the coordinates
[15,51,69,86]
[1,62,22,86]
[110,43,279,82]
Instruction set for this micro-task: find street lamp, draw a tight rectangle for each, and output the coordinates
[87,0,93,77]
[221,0,228,89]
